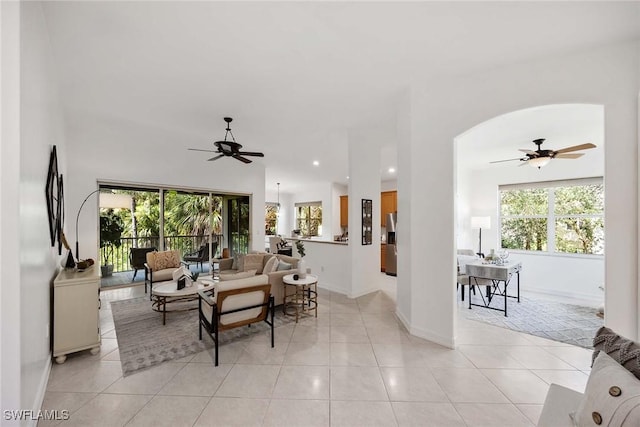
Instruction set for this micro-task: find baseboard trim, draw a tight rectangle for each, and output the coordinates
[348,287,378,299]
[318,282,348,297]
[28,354,52,427]
[527,288,602,307]
[395,309,456,349]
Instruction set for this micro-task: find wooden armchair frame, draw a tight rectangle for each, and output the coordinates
[198,284,275,366]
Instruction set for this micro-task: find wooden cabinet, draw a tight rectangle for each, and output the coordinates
[381,191,397,227]
[53,266,101,363]
[340,195,348,227]
[381,244,387,272]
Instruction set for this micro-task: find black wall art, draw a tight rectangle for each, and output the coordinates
[45,146,59,247]
[362,199,372,245]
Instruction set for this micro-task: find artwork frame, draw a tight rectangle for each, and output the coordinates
[45,146,59,247]
[56,174,65,255]
[361,198,373,245]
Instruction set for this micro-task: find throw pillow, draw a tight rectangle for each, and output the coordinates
[572,351,640,426]
[593,326,640,380]
[276,260,293,271]
[243,254,264,274]
[231,254,245,271]
[219,269,257,281]
[263,256,278,274]
[154,251,177,271]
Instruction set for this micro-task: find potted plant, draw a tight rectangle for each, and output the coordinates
[295,240,307,278]
[100,209,124,277]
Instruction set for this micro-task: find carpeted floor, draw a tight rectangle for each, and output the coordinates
[461,293,603,348]
[110,296,293,376]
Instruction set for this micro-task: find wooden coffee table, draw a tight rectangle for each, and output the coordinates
[151,277,217,325]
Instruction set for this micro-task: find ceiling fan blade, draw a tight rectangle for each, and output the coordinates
[554,143,596,154]
[489,158,525,164]
[189,148,217,153]
[207,154,225,161]
[236,151,264,157]
[555,153,584,159]
[518,160,529,167]
[518,149,538,155]
[233,155,252,164]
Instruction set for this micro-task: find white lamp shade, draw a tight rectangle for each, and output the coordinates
[99,193,132,209]
[471,216,491,229]
[528,156,551,168]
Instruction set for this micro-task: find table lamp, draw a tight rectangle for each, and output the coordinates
[470,216,491,258]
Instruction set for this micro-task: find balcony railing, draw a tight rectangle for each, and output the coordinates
[101,233,250,273]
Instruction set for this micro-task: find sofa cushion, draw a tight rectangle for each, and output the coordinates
[276,260,293,271]
[593,326,640,380]
[219,269,256,281]
[243,254,264,274]
[152,268,177,282]
[263,256,278,274]
[572,351,640,426]
[200,274,269,325]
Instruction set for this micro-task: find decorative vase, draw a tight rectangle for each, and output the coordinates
[298,258,307,279]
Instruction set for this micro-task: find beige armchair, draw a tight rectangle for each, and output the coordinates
[144,250,184,299]
[198,274,274,366]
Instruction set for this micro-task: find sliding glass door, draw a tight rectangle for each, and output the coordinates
[227,195,250,257]
[99,184,246,273]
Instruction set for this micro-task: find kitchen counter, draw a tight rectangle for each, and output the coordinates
[285,238,348,246]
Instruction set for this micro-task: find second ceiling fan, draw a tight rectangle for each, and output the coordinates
[491,138,596,169]
[188,117,264,164]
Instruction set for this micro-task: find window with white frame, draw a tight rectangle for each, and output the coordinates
[499,178,604,255]
[295,202,322,237]
[265,203,278,236]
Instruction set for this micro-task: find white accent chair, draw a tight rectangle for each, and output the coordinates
[198,274,274,366]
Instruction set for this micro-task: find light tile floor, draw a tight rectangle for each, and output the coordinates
[40,276,592,426]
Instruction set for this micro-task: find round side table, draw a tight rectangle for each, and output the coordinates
[282,274,318,322]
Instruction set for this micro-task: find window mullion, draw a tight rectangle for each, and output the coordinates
[548,188,555,253]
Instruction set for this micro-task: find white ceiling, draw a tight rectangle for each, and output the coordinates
[457,104,605,171]
[41,1,639,193]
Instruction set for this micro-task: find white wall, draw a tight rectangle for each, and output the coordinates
[1,2,69,421]
[348,130,383,298]
[1,0,22,418]
[292,241,350,294]
[65,112,266,262]
[397,41,639,347]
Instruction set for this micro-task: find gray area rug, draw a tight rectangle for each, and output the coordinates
[461,294,603,348]
[111,296,291,376]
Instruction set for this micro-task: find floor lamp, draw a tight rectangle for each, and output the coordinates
[470,216,491,258]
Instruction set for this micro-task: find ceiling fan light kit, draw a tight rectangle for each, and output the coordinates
[491,138,596,169]
[188,117,264,164]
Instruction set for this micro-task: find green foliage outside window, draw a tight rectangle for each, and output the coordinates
[296,204,322,237]
[265,204,278,235]
[500,182,604,255]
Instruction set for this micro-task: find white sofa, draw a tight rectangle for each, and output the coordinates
[537,327,640,426]
[218,253,300,306]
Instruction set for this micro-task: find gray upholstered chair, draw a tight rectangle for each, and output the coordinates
[456,249,490,301]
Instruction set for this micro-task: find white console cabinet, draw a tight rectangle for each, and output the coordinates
[53,266,101,363]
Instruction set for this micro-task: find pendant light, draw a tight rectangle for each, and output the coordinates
[276,183,281,213]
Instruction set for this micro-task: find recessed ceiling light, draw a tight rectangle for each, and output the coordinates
[388,167,396,173]
[346,176,350,179]
[313,160,319,166]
